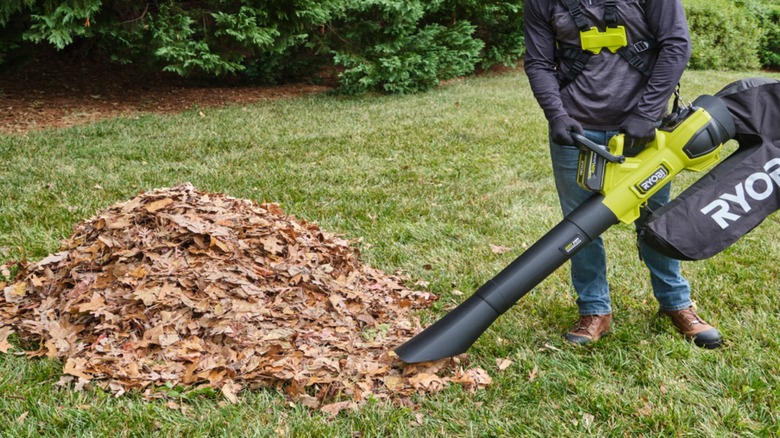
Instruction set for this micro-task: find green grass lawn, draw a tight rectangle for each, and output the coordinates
[2,69,780,437]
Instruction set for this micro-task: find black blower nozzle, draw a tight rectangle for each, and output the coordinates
[395,196,617,363]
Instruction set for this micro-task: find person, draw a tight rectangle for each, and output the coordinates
[523,0,722,348]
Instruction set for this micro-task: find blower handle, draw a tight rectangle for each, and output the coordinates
[572,132,626,163]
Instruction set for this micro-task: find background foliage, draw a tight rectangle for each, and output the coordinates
[685,0,763,70]
[0,1,777,91]
[0,0,523,94]
[751,1,780,69]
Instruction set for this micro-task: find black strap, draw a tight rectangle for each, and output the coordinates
[615,39,658,77]
[562,0,590,31]
[671,83,683,114]
[604,0,619,27]
[557,45,594,88]
[563,0,620,30]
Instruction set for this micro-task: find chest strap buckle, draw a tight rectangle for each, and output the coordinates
[580,26,628,54]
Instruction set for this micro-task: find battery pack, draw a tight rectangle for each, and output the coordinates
[577,147,608,192]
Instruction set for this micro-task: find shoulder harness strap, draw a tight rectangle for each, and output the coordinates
[604,0,618,28]
[563,0,590,31]
[557,0,658,88]
[616,40,658,77]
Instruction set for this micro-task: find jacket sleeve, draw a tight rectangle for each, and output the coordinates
[633,0,692,120]
[523,0,568,123]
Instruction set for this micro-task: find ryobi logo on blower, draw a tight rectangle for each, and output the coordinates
[560,234,584,255]
[635,165,670,194]
[701,158,780,229]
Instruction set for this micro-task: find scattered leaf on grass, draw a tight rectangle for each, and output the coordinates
[0,183,491,409]
[496,358,513,372]
[581,412,595,429]
[320,401,356,417]
[528,366,539,383]
[0,326,12,353]
[489,244,512,254]
[15,412,28,425]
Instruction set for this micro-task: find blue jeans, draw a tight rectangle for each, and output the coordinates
[549,129,693,315]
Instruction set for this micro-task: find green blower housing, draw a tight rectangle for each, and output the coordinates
[395,95,736,364]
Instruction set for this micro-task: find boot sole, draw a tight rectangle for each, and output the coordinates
[563,330,610,345]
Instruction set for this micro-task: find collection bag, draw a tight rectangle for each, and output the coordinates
[641,78,780,260]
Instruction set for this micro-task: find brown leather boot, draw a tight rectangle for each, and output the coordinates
[661,306,723,349]
[564,314,612,345]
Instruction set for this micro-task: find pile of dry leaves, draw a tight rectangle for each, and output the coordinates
[0,184,490,411]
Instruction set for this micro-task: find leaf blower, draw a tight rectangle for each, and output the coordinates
[395,94,736,363]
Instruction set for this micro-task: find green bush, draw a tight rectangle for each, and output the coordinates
[684,0,762,70]
[5,1,780,92]
[0,2,342,91]
[138,1,335,80]
[325,1,484,94]
[427,0,525,69]
[332,21,483,94]
[0,0,524,94]
[0,1,336,81]
[751,3,780,69]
